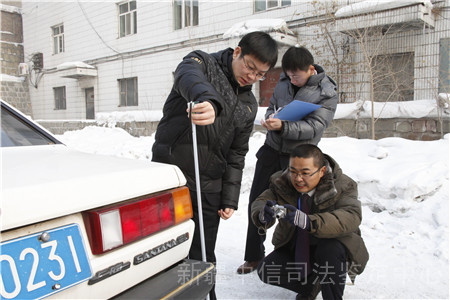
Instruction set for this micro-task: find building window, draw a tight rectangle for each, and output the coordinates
[54,87,66,110]
[254,0,290,12]
[174,0,198,30]
[372,52,414,102]
[119,77,138,106]
[439,38,449,94]
[52,24,64,54]
[118,0,137,38]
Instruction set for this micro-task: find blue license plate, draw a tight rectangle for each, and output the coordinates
[1,224,92,299]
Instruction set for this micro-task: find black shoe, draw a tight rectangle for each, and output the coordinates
[236,260,261,274]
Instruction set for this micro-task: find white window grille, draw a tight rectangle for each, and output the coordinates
[118,77,138,107]
[52,24,64,54]
[254,0,291,12]
[54,87,66,110]
[118,1,137,38]
[174,0,198,30]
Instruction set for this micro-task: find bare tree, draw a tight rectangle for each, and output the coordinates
[309,1,420,139]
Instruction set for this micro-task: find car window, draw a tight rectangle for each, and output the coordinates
[1,106,57,147]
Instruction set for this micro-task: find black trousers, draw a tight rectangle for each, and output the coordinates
[188,191,221,300]
[244,144,289,261]
[257,239,348,300]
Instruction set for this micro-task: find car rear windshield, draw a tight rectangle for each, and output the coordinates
[1,105,57,147]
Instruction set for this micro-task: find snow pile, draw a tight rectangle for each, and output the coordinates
[59,126,154,160]
[254,99,448,124]
[93,99,448,126]
[223,19,294,39]
[96,110,163,127]
[320,136,448,213]
[333,99,448,119]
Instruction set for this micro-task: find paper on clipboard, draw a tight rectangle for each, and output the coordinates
[273,100,321,121]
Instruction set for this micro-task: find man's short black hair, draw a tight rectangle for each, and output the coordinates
[290,144,325,168]
[239,31,278,69]
[282,46,314,73]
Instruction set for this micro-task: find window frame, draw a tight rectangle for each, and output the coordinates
[118,0,137,38]
[173,0,198,30]
[118,77,138,107]
[254,0,291,13]
[51,24,64,55]
[53,86,67,110]
[1,101,61,147]
[371,52,415,102]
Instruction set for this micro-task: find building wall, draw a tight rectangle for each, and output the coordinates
[22,1,272,119]
[1,1,32,115]
[21,1,450,121]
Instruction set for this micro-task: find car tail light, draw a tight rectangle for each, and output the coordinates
[83,187,193,254]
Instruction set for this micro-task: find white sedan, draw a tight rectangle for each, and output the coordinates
[0,100,214,299]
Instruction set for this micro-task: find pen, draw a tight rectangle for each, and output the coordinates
[273,106,283,117]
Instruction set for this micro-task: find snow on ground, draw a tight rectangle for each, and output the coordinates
[57,126,449,299]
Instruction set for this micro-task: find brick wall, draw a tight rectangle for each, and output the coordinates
[1,4,32,116]
[323,118,449,140]
[0,80,31,115]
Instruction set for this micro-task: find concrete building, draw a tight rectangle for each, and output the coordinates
[17,0,449,121]
[0,0,446,140]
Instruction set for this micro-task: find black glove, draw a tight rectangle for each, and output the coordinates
[284,204,309,230]
[259,200,275,224]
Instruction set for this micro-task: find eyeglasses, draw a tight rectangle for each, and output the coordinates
[242,56,266,81]
[289,168,321,180]
[286,73,303,81]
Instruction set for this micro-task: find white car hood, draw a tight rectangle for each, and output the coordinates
[1,145,186,231]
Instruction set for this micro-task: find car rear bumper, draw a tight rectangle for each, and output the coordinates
[111,259,215,299]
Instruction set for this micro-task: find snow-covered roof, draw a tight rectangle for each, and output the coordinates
[0,74,25,83]
[335,0,433,18]
[0,4,22,14]
[223,19,294,39]
[56,62,95,70]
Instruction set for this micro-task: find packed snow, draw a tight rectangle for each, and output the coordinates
[89,99,449,128]
[0,3,22,14]
[57,121,449,299]
[56,61,96,70]
[223,19,294,39]
[0,74,25,83]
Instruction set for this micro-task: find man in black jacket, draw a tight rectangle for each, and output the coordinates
[152,31,278,299]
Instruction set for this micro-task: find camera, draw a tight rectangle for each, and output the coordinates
[271,204,287,219]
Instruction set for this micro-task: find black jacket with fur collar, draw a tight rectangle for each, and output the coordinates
[251,154,369,281]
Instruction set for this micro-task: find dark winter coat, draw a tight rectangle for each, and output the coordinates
[251,154,369,281]
[264,65,338,153]
[152,48,257,210]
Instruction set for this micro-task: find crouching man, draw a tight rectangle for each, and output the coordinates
[252,144,369,299]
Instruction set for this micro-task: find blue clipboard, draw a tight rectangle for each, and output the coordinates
[273,100,321,121]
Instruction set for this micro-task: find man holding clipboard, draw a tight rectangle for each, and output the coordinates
[237,46,339,276]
